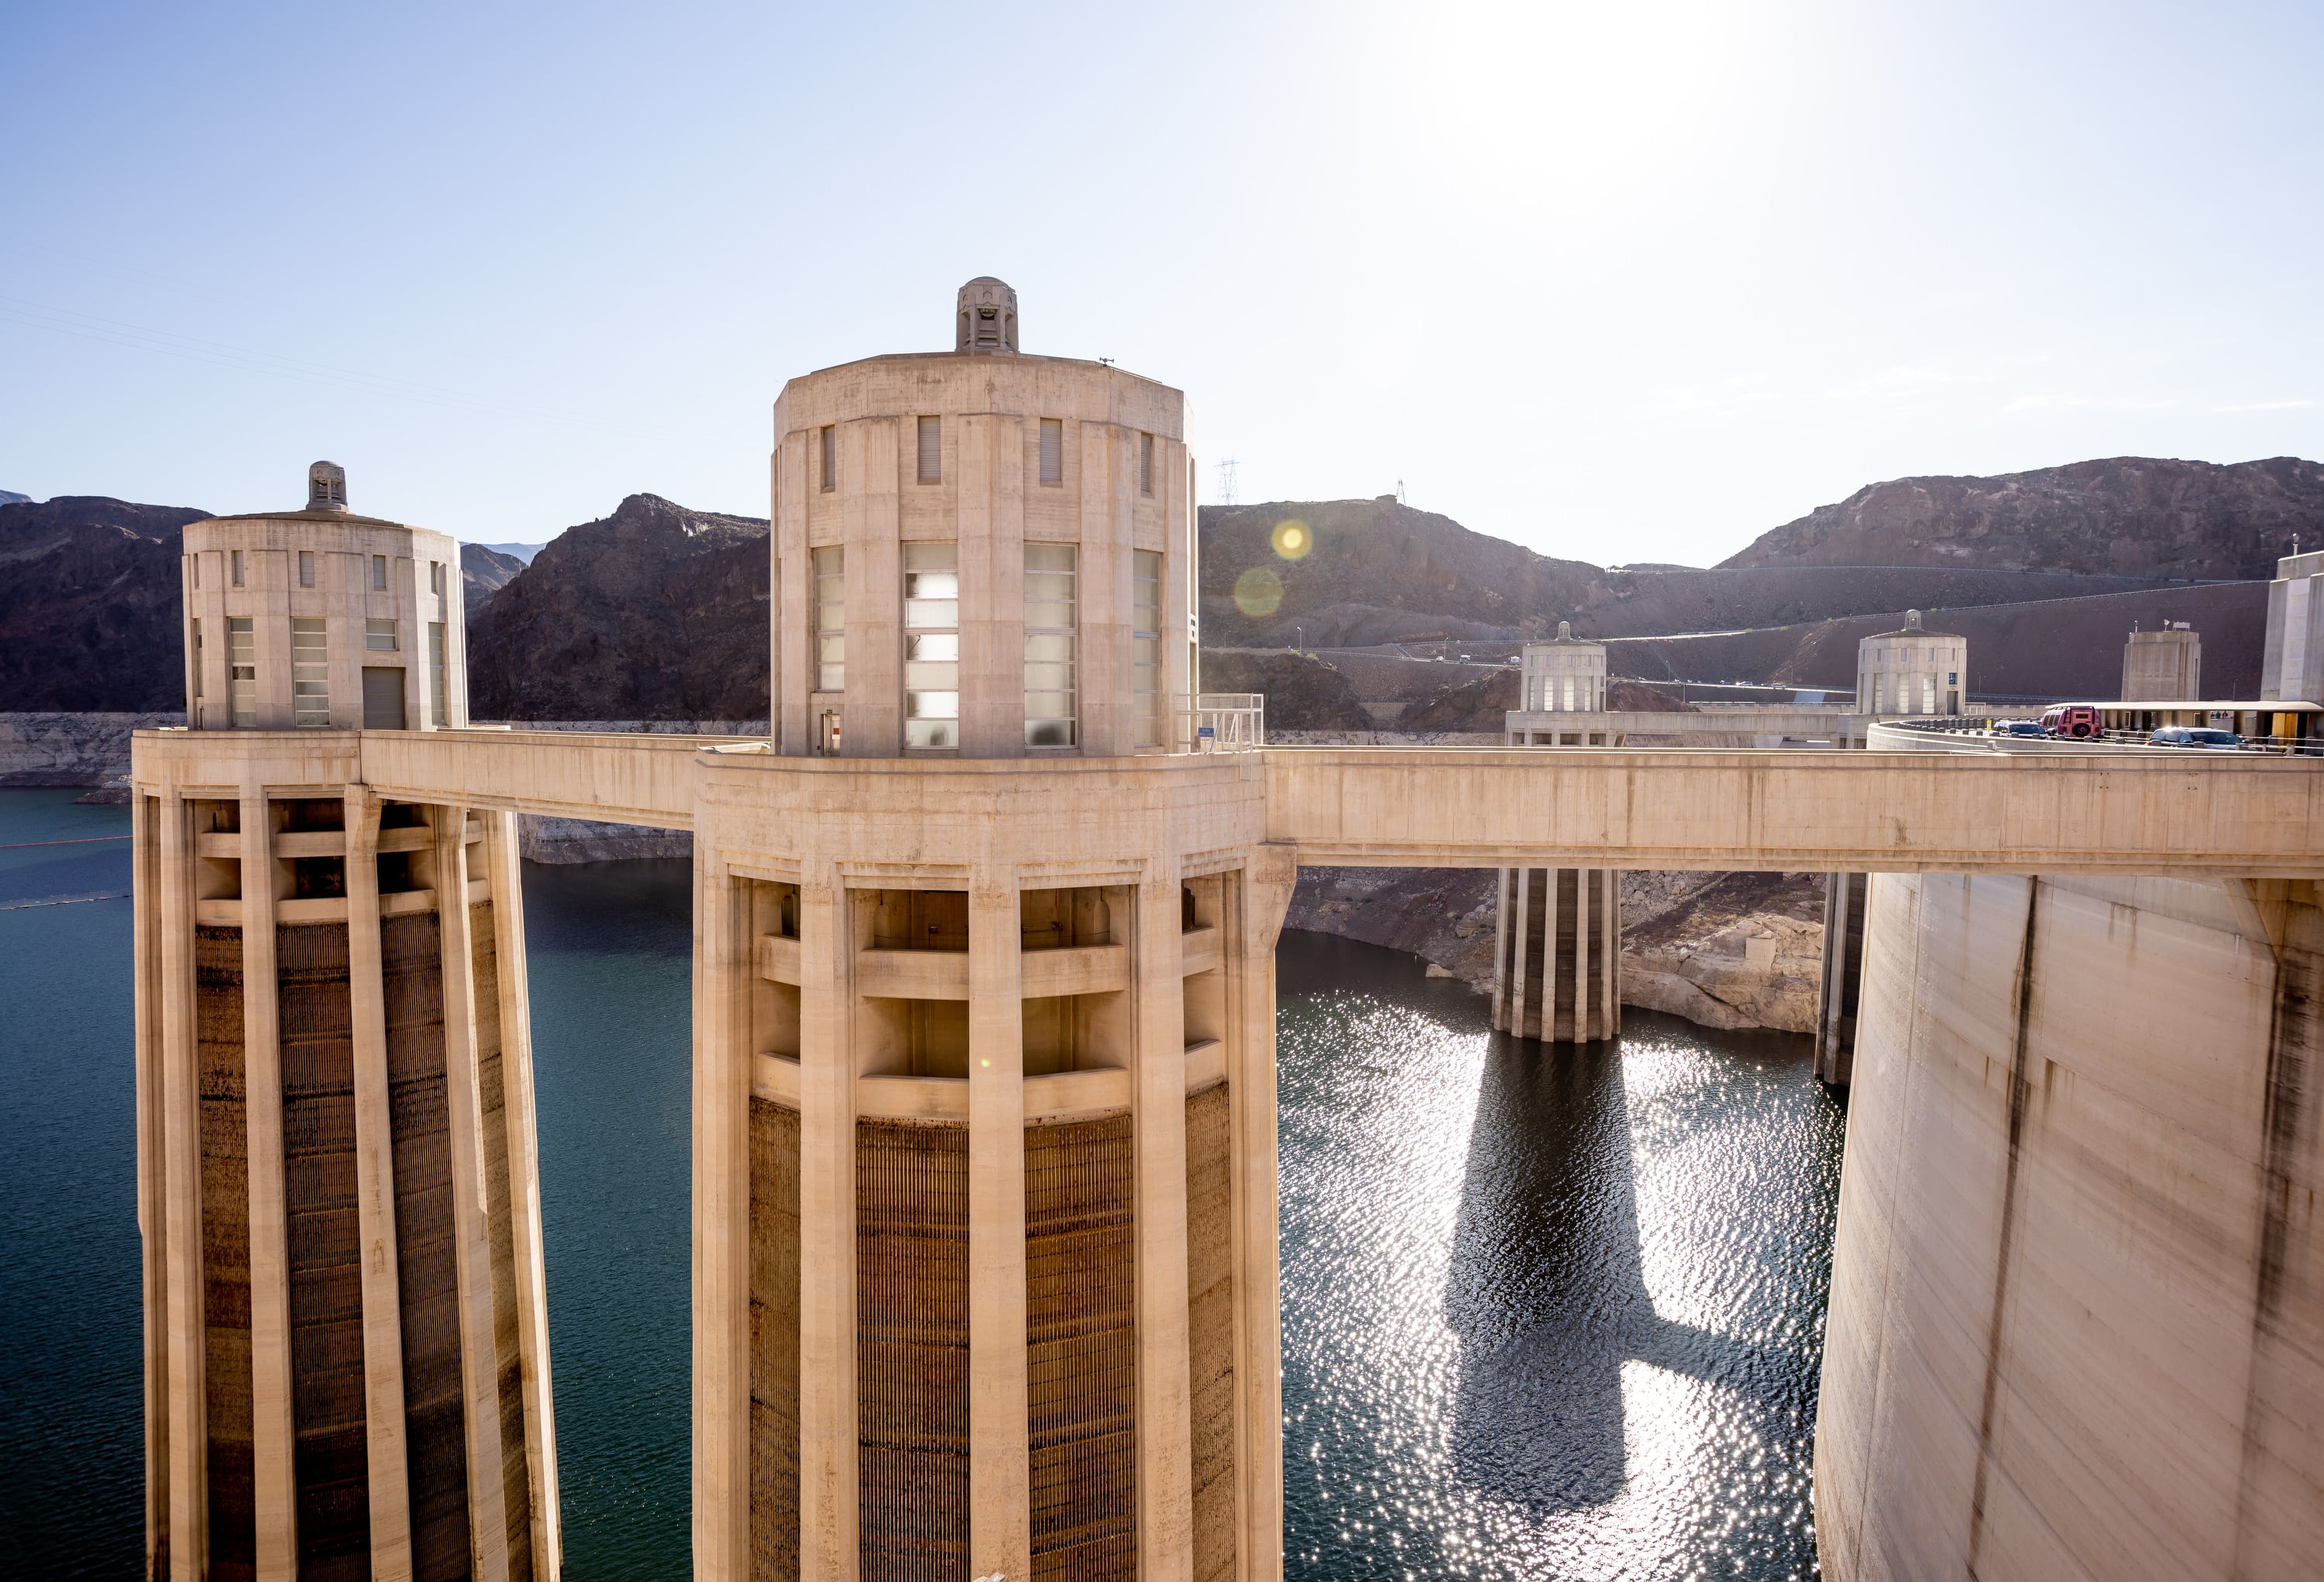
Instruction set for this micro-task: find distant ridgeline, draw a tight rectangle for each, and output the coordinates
[2,455,2310,718]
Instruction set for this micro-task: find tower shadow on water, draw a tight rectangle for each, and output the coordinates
[1442,1032,1736,1515]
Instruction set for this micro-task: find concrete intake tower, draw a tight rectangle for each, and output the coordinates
[140,470,557,1580]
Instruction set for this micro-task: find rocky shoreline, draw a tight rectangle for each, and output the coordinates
[1285,865,1827,1035]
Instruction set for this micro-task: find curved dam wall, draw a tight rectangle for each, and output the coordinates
[1815,869,2322,1581]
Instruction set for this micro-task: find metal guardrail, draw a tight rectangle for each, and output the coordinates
[1175,693,1264,752]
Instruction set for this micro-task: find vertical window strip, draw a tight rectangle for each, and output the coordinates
[813,547,845,693]
[232,550,246,587]
[192,619,204,698]
[428,624,447,727]
[299,550,315,588]
[1024,544,1076,748]
[229,617,256,727]
[372,554,387,591]
[292,617,329,727]
[1140,433,1153,496]
[916,417,941,484]
[902,543,960,748]
[820,425,836,492]
[1039,418,1063,485]
[1133,551,1162,748]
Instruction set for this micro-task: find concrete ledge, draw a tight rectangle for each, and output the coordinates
[1020,943,1129,998]
[751,1053,802,1109]
[855,947,971,1000]
[1184,1039,1225,1092]
[1026,1068,1132,1121]
[1180,926,1220,975]
[854,1075,967,1121]
[757,934,802,986]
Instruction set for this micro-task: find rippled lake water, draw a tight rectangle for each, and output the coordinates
[0,805,1842,1577]
[1277,931,1844,1581]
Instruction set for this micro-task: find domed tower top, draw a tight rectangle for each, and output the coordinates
[308,459,349,513]
[955,277,1019,353]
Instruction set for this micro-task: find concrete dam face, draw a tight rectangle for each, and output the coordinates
[1816,870,2324,1581]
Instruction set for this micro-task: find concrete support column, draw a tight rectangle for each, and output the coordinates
[435,809,512,1582]
[1817,874,1868,1086]
[1133,873,1193,1580]
[135,793,170,1574]
[966,878,1030,1577]
[693,844,753,1580]
[792,861,858,1580]
[239,789,298,1579]
[342,789,414,1577]
[1229,847,1298,1575]
[158,789,207,1577]
[1508,868,1532,1041]
[1494,868,1622,1044]
[1490,867,1512,1031]
[484,810,560,1576]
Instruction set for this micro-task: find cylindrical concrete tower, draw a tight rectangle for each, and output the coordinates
[1518,621,1606,714]
[696,283,1291,1582]
[181,463,469,733]
[1855,610,1966,717]
[2121,624,2202,702]
[138,467,558,1581]
[1497,623,1621,1043]
[768,286,1197,759]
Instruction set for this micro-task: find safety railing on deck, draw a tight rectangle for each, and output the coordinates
[1174,693,1265,752]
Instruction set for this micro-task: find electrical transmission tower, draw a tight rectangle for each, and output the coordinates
[1216,458,1239,507]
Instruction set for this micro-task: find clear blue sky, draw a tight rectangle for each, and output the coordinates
[4,0,2320,566]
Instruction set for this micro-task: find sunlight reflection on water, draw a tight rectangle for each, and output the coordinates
[1276,931,1844,1581]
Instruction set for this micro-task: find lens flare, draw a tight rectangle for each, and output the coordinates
[1234,566,1284,617]
[1272,519,1313,559]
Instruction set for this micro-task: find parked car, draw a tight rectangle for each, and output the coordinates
[1993,720,2045,738]
[2149,727,2243,750]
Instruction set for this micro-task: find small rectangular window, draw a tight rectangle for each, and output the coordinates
[1040,418,1063,485]
[228,617,256,727]
[428,622,447,727]
[1133,550,1162,748]
[1140,433,1154,496]
[902,543,959,748]
[298,549,315,588]
[291,617,328,727]
[916,416,941,484]
[191,555,200,589]
[430,560,443,596]
[372,554,387,591]
[1024,543,1076,747]
[191,619,203,699]
[366,618,397,652]
[231,550,245,587]
[820,425,837,492]
[813,546,844,695]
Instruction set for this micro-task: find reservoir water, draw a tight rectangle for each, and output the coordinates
[0,792,1842,1578]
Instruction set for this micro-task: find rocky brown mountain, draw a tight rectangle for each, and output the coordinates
[1717,456,2324,579]
[461,543,527,616]
[0,495,211,710]
[1200,497,1609,647]
[1200,495,2215,649]
[1196,648,1377,731]
[466,493,771,720]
